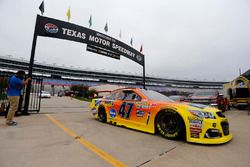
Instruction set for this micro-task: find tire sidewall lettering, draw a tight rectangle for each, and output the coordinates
[156,109,181,139]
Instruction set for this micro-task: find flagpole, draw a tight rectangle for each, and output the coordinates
[24,15,40,112]
[143,56,146,89]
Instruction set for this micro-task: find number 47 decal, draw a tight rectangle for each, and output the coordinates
[118,102,134,119]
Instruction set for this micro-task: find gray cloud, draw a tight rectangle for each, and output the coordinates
[0,0,249,81]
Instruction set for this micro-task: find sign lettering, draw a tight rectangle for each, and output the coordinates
[36,15,144,66]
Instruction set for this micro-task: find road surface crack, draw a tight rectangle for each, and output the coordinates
[136,146,177,167]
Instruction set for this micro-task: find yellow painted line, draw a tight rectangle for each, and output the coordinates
[46,114,127,167]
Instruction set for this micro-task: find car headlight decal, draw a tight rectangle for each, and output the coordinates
[189,110,215,119]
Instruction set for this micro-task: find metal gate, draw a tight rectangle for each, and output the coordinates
[0,72,9,115]
[0,71,43,115]
[22,76,43,112]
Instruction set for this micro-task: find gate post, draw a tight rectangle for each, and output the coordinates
[143,60,146,89]
[24,15,39,112]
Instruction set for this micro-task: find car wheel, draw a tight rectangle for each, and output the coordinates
[156,109,185,140]
[238,106,246,110]
[98,106,107,123]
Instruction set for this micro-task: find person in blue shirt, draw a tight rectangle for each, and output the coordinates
[6,70,31,126]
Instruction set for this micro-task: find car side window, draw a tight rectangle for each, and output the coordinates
[118,91,125,100]
[105,92,117,100]
[132,93,141,101]
[122,91,141,101]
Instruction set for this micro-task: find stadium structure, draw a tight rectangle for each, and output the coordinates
[0,55,225,92]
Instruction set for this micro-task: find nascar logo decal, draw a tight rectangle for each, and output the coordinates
[110,108,116,118]
[44,23,59,34]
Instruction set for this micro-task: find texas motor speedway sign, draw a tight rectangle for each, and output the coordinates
[36,15,144,66]
[24,15,146,112]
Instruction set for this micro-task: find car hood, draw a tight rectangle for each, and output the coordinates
[152,101,219,113]
[190,96,216,99]
[184,103,219,113]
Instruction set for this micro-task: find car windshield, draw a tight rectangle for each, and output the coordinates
[169,96,182,101]
[42,91,49,94]
[140,89,173,102]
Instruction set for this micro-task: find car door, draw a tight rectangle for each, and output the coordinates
[114,90,151,129]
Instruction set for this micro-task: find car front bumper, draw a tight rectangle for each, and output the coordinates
[188,133,232,144]
[186,117,233,144]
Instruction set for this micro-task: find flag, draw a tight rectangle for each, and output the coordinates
[130,38,133,46]
[104,22,108,33]
[89,15,92,28]
[66,7,71,22]
[140,44,143,52]
[39,1,44,15]
[119,30,122,38]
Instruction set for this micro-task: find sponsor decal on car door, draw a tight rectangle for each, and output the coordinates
[113,91,151,126]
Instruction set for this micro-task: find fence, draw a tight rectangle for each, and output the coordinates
[0,71,43,115]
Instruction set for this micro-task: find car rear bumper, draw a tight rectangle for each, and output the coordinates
[91,107,97,116]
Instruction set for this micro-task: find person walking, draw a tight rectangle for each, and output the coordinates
[6,70,31,126]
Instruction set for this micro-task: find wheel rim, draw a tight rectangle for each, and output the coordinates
[99,108,106,121]
[159,113,179,134]
[99,110,104,119]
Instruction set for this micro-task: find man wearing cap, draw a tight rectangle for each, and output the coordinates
[6,71,31,126]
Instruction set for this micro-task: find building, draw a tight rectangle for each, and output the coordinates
[223,69,250,109]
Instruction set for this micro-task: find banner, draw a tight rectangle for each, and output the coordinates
[36,15,144,66]
[86,45,120,60]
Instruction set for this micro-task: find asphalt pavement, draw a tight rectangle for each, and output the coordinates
[0,96,249,167]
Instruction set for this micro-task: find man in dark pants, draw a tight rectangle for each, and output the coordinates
[6,71,31,126]
[18,94,30,115]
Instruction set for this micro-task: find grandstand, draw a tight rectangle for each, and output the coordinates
[0,55,225,92]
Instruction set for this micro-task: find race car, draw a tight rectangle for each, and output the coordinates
[90,88,232,144]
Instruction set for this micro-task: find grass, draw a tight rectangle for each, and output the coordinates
[73,96,92,102]
[0,93,7,100]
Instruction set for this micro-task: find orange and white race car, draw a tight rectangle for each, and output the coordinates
[90,88,232,144]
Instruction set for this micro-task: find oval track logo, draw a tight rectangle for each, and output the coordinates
[44,23,58,34]
[136,55,142,62]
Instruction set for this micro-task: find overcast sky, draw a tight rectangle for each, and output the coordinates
[0,0,249,81]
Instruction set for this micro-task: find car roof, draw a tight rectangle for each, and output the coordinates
[111,87,142,93]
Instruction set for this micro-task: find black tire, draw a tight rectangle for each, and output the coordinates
[156,109,185,140]
[98,106,107,123]
[238,106,246,110]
